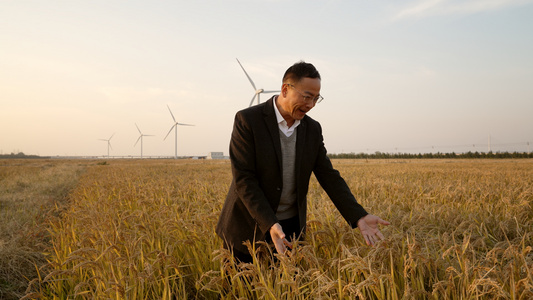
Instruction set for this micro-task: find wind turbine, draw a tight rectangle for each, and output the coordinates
[99,133,114,158]
[236,58,280,107]
[164,105,194,159]
[134,123,154,159]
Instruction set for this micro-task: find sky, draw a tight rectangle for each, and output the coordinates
[1,0,532,157]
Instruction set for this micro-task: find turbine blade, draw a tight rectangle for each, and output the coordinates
[236,58,257,90]
[134,135,142,146]
[249,94,256,107]
[262,90,280,94]
[167,105,177,122]
[135,123,142,134]
[164,125,176,140]
[109,133,115,140]
[177,123,194,126]
[109,142,113,150]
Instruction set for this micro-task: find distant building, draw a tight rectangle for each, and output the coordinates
[208,152,225,159]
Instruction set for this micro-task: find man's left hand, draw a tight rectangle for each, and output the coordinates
[357,214,390,246]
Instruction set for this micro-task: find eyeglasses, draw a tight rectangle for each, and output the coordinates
[288,84,323,104]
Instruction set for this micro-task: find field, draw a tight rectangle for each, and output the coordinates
[1,158,532,299]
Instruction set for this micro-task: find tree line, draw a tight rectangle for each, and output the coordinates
[328,151,533,159]
[0,152,49,159]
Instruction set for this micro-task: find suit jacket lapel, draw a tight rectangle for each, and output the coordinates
[263,98,283,173]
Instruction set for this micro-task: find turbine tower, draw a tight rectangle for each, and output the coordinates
[134,123,154,159]
[236,58,280,107]
[99,133,115,158]
[164,105,194,159]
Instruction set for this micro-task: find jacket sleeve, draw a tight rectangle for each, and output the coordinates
[229,111,279,234]
[312,122,368,228]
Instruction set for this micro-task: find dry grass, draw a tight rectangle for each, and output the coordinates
[2,158,532,299]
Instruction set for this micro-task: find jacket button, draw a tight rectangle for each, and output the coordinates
[277,187,281,191]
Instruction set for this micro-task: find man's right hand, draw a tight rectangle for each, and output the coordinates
[270,223,292,254]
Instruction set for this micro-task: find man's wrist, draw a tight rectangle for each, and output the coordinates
[271,222,282,231]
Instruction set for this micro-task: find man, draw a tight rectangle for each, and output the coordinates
[216,61,389,263]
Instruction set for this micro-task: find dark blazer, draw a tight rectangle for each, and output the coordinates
[216,97,367,253]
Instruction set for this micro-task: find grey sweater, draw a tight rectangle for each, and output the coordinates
[276,129,298,220]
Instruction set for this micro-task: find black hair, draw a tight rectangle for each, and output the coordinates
[282,61,321,84]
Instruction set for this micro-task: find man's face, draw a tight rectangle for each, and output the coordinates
[279,77,321,124]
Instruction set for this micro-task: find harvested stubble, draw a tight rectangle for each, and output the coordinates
[20,159,533,299]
